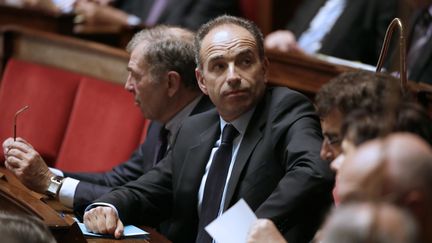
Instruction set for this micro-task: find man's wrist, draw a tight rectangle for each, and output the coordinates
[45,175,65,198]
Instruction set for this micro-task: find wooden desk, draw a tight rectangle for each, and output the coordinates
[0,167,171,243]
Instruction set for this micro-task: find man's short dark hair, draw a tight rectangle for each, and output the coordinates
[127,25,198,90]
[194,15,265,68]
[316,71,402,118]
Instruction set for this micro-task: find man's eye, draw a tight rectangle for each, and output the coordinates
[327,136,341,145]
[242,58,251,65]
[212,63,225,71]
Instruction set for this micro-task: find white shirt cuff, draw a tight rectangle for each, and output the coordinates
[49,167,64,177]
[58,177,80,208]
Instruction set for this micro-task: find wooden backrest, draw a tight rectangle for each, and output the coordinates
[0,25,130,84]
[0,5,74,35]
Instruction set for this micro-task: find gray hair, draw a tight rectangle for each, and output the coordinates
[127,25,198,90]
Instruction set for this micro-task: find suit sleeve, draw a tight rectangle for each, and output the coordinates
[92,153,174,226]
[255,90,334,242]
[181,0,240,30]
[63,122,162,215]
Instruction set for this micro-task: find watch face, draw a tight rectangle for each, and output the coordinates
[46,176,64,197]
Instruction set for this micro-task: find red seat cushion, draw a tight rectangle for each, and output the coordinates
[0,59,81,166]
[55,76,146,172]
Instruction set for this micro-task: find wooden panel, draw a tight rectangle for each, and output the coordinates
[0,26,129,84]
[266,49,432,115]
[0,5,74,35]
[0,167,86,243]
[1,167,171,242]
[267,50,353,97]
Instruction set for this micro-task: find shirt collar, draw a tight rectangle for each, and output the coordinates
[219,107,255,137]
[165,95,203,144]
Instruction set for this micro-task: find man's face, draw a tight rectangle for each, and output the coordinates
[337,141,386,203]
[196,24,268,121]
[330,138,356,173]
[320,109,343,162]
[125,42,168,122]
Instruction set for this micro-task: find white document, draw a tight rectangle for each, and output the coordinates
[205,199,257,243]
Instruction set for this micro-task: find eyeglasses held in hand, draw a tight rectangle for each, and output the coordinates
[14,105,29,141]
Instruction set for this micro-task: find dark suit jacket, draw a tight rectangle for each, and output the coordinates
[65,96,213,214]
[287,0,398,65]
[158,0,240,31]
[407,9,432,84]
[117,0,240,30]
[95,87,334,243]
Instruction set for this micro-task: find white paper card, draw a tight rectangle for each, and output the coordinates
[205,199,257,243]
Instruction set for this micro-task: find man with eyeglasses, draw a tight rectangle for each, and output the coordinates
[314,71,401,163]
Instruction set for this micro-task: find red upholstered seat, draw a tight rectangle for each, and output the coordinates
[0,59,81,166]
[55,76,146,172]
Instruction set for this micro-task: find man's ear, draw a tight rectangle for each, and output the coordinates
[166,71,181,97]
[195,68,208,95]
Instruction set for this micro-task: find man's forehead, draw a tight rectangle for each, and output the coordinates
[201,24,255,48]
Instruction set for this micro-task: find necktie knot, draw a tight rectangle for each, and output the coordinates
[221,124,239,145]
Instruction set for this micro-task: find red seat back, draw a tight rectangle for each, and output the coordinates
[55,77,146,172]
[0,59,80,166]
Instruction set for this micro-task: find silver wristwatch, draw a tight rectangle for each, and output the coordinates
[46,176,64,198]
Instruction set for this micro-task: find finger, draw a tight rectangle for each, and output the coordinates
[105,210,118,234]
[5,156,22,169]
[15,137,34,149]
[84,209,99,233]
[95,207,112,234]
[2,138,14,152]
[114,219,124,239]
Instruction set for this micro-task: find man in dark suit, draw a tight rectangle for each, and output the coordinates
[2,26,213,214]
[75,0,239,30]
[265,0,398,65]
[83,16,334,243]
[405,1,432,84]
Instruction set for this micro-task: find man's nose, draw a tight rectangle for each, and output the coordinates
[320,142,334,162]
[226,64,241,85]
[124,76,134,92]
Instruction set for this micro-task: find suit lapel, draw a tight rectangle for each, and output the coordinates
[321,0,364,53]
[290,0,327,36]
[410,39,432,80]
[408,12,432,80]
[177,117,220,205]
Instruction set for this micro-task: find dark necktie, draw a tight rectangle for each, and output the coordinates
[407,9,432,73]
[196,124,239,243]
[154,126,169,164]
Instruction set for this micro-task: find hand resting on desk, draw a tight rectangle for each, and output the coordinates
[84,206,124,239]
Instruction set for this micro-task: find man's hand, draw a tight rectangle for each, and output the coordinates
[84,206,124,239]
[3,137,53,193]
[247,219,287,243]
[264,30,303,54]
